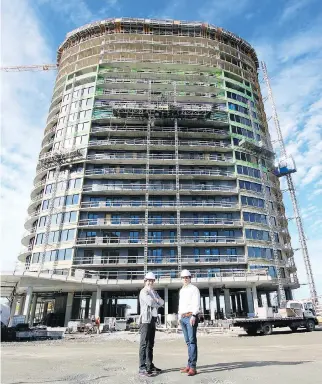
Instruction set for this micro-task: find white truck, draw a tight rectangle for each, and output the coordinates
[232,300,318,336]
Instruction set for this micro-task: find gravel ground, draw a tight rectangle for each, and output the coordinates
[2,328,322,384]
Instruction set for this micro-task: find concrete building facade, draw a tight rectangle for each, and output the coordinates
[7,18,299,326]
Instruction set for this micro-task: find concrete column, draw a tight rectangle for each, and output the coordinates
[64,292,74,326]
[23,286,33,323]
[231,294,237,313]
[215,289,221,317]
[224,289,231,317]
[246,287,254,314]
[202,296,206,315]
[91,291,97,317]
[95,287,101,319]
[236,294,242,313]
[84,298,90,319]
[266,292,272,307]
[29,294,38,326]
[209,286,215,320]
[18,296,25,315]
[137,297,140,315]
[164,287,169,326]
[43,302,48,321]
[252,285,259,314]
[8,296,18,327]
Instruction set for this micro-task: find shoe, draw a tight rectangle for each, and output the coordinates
[187,368,197,376]
[139,370,153,377]
[180,367,190,373]
[151,366,162,373]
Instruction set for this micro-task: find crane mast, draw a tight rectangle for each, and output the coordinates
[261,62,319,311]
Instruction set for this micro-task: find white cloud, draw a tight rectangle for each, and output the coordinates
[1,0,55,272]
[279,0,314,23]
[198,0,250,25]
[37,0,94,25]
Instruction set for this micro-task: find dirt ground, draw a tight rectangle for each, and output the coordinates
[1,328,322,384]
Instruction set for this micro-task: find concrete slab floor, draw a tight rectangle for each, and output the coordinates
[1,328,322,384]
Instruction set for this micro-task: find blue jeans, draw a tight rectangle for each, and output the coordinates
[180,316,198,369]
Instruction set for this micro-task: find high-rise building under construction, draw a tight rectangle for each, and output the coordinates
[12,18,299,326]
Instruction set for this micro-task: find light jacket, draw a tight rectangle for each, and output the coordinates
[139,287,164,324]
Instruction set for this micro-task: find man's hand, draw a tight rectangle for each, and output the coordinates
[190,316,196,326]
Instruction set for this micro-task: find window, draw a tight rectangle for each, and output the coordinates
[243,212,267,225]
[239,180,262,192]
[51,213,63,225]
[54,196,65,207]
[65,194,79,206]
[61,229,75,242]
[42,200,50,210]
[246,229,270,241]
[32,252,41,263]
[227,91,249,105]
[68,178,81,190]
[48,230,60,244]
[237,165,261,179]
[64,211,77,223]
[130,231,139,243]
[241,195,265,208]
[79,110,91,119]
[230,113,251,127]
[228,102,249,115]
[36,233,44,245]
[231,125,254,139]
[38,216,47,228]
[75,135,88,145]
[45,184,52,194]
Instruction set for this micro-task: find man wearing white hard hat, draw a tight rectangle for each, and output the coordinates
[138,272,164,377]
[178,269,201,376]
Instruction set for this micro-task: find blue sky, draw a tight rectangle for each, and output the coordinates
[1,0,322,299]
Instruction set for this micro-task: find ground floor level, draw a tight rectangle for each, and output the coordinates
[9,283,293,328]
[2,329,322,384]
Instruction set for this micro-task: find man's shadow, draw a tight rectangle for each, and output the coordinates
[160,360,310,375]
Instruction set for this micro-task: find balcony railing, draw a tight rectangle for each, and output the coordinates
[83,183,237,193]
[68,269,269,281]
[76,236,244,246]
[80,201,239,209]
[88,139,231,148]
[85,168,235,177]
[91,125,229,135]
[87,153,233,162]
[73,254,246,266]
[78,218,242,227]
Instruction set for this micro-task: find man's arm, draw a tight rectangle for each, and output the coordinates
[191,287,201,316]
[139,289,158,308]
[152,291,164,308]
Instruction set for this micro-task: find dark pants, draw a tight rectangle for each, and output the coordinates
[180,316,198,369]
[139,317,157,371]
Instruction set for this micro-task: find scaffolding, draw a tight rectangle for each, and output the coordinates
[261,62,319,311]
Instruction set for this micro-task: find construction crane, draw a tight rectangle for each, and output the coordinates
[261,61,320,313]
[1,64,57,72]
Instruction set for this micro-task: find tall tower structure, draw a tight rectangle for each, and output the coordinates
[18,19,298,323]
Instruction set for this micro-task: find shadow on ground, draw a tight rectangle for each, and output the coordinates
[160,360,311,375]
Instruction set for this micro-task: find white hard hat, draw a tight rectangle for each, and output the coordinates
[144,272,156,280]
[181,269,191,278]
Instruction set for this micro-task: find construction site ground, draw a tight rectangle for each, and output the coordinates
[2,328,322,384]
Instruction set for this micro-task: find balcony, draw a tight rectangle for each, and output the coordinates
[82,183,238,195]
[88,138,231,151]
[84,168,235,179]
[68,268,270,283]
[21,227,37,246]
[87,152,234,165]
[91,125,230,137]
[72,254,246,267]
[75,235,244,247]
[78,217,242,228]
[80,200,240,212]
